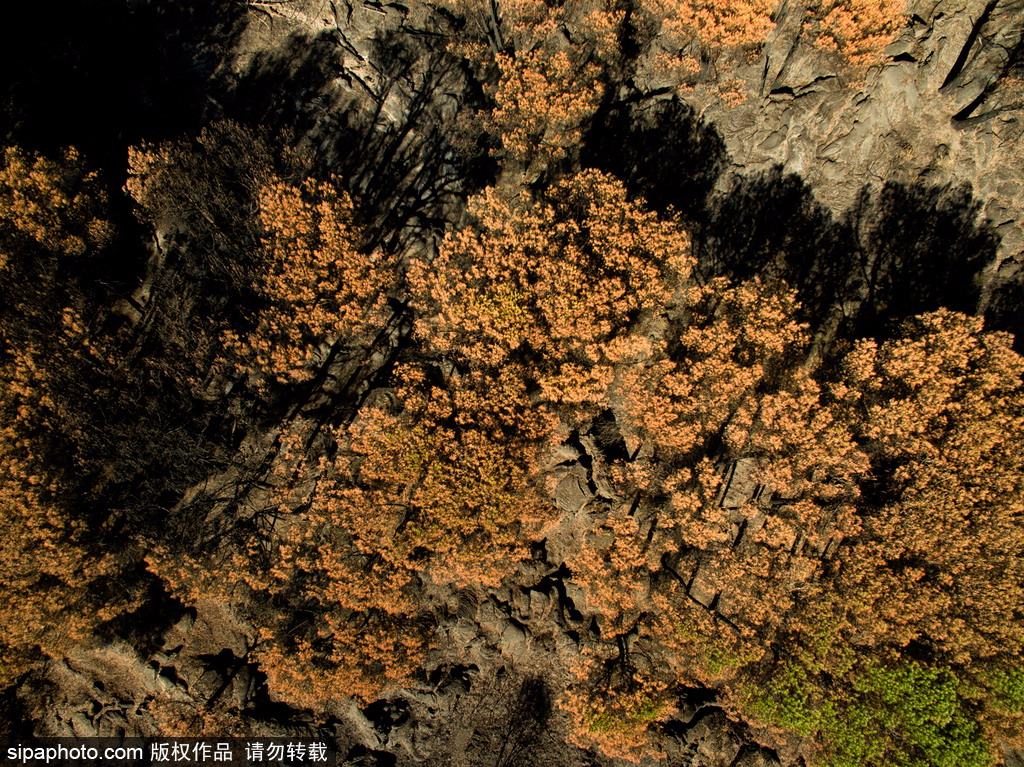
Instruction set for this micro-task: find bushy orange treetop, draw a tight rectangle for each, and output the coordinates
[573,308,1024,762]
[0,350,123,686]
[644,0,907,62]
[637,0,905,104]
[0,146,113,269]
[224,178,396,386]
[0,146,113,353]
[557,274,880,760]
[608,277,816,577]
[832,310,1024,664]
[255,537,428,706]
[643,0,777,50]
[144,416,429,706]
[615,277,806,463]
[410,169,692,415]
[441,0,620,173]
[146,360,557,704]
[488,49,605,168]
[807,0,907,66]
[316,362,559,589]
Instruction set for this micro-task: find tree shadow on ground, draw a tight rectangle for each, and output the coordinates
[583,99,853,325]
[220,24,489,254]
[983,260,1024,350]
[700,167,856,325]
[582,96,728,224]
[843,181,998,339]
[706,173,998,338]
[583,95,1001,340]
[426,671,562,767]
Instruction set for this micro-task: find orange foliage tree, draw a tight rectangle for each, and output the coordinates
[314,362,558,589]
[410,169,692,417]
[0,351,126,686]
[223,178,396,386]
[406,171,868,758]
[637,0,906,102]
[440,0,619,175]
[642,0,776,50]
[709,311,1023,766]
[0,146,113,343]
[565,307,1024,763]
[635,0,776,101]
[0,147,113,269]
[614,277,806,464]
[146,361,557,705]
[0,146,133,686]
[488,49,604,170]
[145,418,430,707]
[831,310,1024,663]
[806,0,907,66]
[254,365,554,703]
[406,172,700,754]
[558,275,872,758]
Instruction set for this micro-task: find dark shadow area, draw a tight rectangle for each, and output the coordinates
[120,121,283,354]
[0,0,246,165]
[582,96,728,224]
[704,173,997,337]
[33,122,290,545]
[361,698,411,736]
[0,0,253,359]
[219,30,346,149]
[843,181,998,338]
[427,663,477,692]
[583,101,853,325]
[0,0,254,342]
[728,744,783,767]
[949,19,1024,123]
[458,674,556,767]
[984,264,1024,351]
[343,745,398,767]
[0,684,32,738]
[341,28,495,249]
[700,167,857,324]
[94,576,190,657]
[586,409,630,463]
[242,661,320,729]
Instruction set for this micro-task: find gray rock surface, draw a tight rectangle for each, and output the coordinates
[653,0,1024,280]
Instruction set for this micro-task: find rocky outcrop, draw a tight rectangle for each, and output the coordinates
[650,0,1024,284]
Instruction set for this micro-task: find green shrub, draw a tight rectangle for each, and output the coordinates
[985,665,1024,714]
[743,658,992,767]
